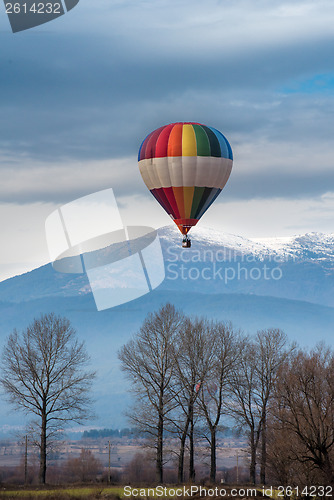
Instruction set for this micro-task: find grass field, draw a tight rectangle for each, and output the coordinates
[0,485,208,500]
[0,485,266,500]
[0,486,123,499]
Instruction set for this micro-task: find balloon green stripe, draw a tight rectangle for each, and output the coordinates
[193,124,211,157]
[201,125,221,157]
[196,187,213,216]
[190,186,205,218]
[197,188,221,219]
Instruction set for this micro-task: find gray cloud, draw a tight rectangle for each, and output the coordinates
[1,0,334,204]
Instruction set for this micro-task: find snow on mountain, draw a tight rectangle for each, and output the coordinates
[158,225,334,308]
[253,232,334,261]
[160,225,334,261]
[0,225,333,306]
[159,225,272,256]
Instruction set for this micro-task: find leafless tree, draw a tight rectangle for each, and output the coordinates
[229,337,261,484]
[229,329,291,484]
[197,321,239,483]
[255,328,292,484]
[118,303,183,483]
[65,448,102,483]
[0,313,95,485]
[170,317,215,483]
[275,344,334,484]
[266,403,310,487]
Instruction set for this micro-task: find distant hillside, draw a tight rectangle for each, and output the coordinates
[0,225,332,429]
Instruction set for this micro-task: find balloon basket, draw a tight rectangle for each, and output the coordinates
[182,236,191,248]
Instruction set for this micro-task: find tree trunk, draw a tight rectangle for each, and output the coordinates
[210,426,216,483]
[322,452,334,485]
[178,407,192,483]
[178,430,187,483]
[156,404,163,483]
[260,415,266,484]
[189,405,195,482]
[249,428,256,485]
[39,412,47,484]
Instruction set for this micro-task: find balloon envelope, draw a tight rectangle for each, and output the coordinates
[138,122,233,235]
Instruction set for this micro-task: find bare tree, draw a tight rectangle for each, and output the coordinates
[65,448,102,483]
[170,318,215,483]
[255,328,291,484]
[275,344,334,484]
[197,321,239,483]
[0,313,95,484]
[229,329,291,484]
[118,303,183,483]
[229,337,261,484]
[266,403,310,487]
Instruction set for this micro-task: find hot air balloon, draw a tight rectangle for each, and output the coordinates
[138,122,233,247]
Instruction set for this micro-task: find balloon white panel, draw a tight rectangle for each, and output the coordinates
[154,157,172,188]
[217,159,233,189]
[168,157,184,187]
[138,161,154,190]
[181,157,198,187]
[139,156,233,190]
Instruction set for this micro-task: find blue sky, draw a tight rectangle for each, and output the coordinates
[1,0,334,280]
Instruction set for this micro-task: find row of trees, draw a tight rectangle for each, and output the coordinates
[1,307,334,486]
[119,303,334,486]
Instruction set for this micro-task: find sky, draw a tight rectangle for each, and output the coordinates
[1,0,334,281]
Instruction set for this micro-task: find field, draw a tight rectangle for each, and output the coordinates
[0,436,247,470]
[0,486,266,500]
[0,486,122,499]
[0,435,250,496]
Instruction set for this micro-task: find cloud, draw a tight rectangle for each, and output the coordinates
[199,192,334,238]
[0,201,56,281]
[1,89,334,204]
[0,156,143,203]
[1,0,334,205]
[2,0,334,281]
[66,0,334,52]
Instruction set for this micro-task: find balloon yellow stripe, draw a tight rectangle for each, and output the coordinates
[182,124,197,156]
[183,186,195,219]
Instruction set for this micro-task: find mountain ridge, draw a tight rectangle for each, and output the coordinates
[1,225,334,304]
[0,225,333,427]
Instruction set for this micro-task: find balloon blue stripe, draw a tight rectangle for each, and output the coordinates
[208,126,233,160]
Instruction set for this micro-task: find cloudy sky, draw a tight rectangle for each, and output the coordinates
[1,0,334,281]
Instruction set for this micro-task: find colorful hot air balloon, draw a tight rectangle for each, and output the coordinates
[138,122,233,247]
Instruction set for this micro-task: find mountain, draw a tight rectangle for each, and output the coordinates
[158,227,334,307]
[0,225,333,430]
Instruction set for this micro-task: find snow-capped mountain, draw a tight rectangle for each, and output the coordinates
[1,225,333,303]
[0,225,332,429]
[254,232,334,261]
[158,226,334,308]
[162,225,334,261]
